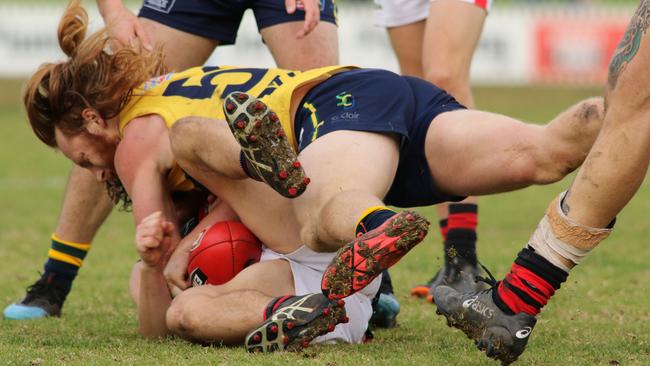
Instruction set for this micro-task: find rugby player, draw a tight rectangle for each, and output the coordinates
[375,0,492,304]
[432,1,650,364]
[23,0,605,351]
[4,0,339,320]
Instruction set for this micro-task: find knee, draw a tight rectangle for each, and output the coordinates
[166,292,201,337]
[575,97,605,126]
[169,118,199,165]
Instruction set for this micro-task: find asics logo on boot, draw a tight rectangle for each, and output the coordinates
[462,296,478,309]
[515,326,532,339]
[462,296,494,319]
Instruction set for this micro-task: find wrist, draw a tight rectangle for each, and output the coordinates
[140,262,165,274]
[97,0,126,18]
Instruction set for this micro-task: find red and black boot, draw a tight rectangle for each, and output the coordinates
[321,211,430,300]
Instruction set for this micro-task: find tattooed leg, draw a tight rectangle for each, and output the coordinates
[560,0,650,226]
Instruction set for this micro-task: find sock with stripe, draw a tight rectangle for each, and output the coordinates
[493,247,568,316]
[42,234,91,296]
[438,219,449,241]
[355,206,398,293]
[445,203,478,266]
[355,206,398,236]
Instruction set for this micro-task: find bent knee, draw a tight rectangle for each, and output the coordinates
[575,97,605,125]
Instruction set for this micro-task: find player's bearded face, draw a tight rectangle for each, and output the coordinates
[54,127,119,182]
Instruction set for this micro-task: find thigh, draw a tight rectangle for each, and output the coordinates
[261,22,339,69]
[425,109,545,196]
[386,21,426,77]
[293,130,400,225]
[255,0,338,69]
[422,0,486,80]
[188,259,295,298]
[139,18,218,70]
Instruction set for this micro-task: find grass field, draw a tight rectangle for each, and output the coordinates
[1,80,649,365]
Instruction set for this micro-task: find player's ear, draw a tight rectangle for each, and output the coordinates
[81,108,106,135]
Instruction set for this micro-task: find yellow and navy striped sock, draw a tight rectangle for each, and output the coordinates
[355,206,397,236]
[43,233,91,295]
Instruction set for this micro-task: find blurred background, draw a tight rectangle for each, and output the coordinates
[0,0,638,86]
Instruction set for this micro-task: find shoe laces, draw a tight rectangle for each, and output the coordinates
[474,261,498,288]
[24,273,65,305]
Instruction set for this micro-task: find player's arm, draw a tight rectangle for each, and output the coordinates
[164,197,240,296]
[97,0,152,50]
[133,212,175,338]
[285,0,321,39]
[115,114,177,337]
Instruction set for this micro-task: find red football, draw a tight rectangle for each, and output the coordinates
[187,221,262,286]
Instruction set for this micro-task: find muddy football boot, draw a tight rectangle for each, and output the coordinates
[223,92,310,198]
[321,211,430,300]
[433,285,537,365]
[4,275,66,319]
[412,250,483,300]
[245,294,347,353]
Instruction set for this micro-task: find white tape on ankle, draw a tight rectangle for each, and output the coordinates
[527,191,612,272]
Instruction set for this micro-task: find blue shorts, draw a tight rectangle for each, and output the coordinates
[294,69,467,207]
[138,0,337,46]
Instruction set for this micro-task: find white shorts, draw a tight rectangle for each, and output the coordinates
[374,0,492,28]
[260,245,381,345]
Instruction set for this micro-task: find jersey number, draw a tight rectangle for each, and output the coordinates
[162,67,269,100]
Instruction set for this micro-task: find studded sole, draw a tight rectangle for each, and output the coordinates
[245,298,347,353]
[223,92,309,198]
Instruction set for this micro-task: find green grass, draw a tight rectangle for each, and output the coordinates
[1,80,649,365]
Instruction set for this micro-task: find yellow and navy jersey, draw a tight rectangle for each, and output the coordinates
[118,65,354,191]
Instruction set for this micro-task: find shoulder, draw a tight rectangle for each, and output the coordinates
[115,114,173,182]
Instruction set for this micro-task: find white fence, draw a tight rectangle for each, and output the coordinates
[0,2,636,85]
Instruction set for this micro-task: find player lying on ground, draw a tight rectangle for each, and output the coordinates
[431,1,650,364]
[24,0,605,352]
[4,0,340,320]
[129,208,373,349]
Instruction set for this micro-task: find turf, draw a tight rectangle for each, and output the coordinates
[1,80,649,365]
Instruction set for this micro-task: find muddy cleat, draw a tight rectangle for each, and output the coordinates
[412,259,484,301]
[245,293,346,353]
[321,211,430,300]
[433,285,536,365]
[3,275,66,320]
[223,92,309,199]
